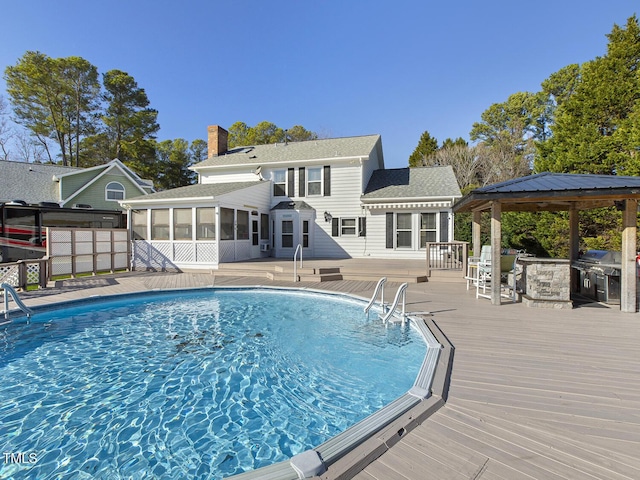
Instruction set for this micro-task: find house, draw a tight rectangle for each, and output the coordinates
[0,158,154,210]
[121,126,462,270]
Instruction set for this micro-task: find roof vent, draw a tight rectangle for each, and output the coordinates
[73,203,93,209]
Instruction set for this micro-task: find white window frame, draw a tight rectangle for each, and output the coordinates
[341,217,357,236]
[396,212,412,248]
[273,170,287,197]
[419,212,437,248]
[306,167,323,196]
[105,181,125,201]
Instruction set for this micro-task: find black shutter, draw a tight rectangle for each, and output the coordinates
[323,165,331,196]
[385,213,393,248]
[299,167,306,197]
[358,217,366,237]
[439,211,449,242]
[287,168,294,197]
[332,217,339,237]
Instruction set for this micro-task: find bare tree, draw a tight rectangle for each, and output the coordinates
[14,130,47,163]
[0,95,13,160]
[429,144,482,190]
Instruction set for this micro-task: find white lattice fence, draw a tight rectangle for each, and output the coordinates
[47,227,130,277]
[0,264,19,286]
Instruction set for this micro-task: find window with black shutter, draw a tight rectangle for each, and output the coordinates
[323,165,331,196]
[385,212,393,248]
[298,167,306,197]
[358,217,367,237]
[287,168,294,197]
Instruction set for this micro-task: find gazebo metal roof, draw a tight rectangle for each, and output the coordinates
[453,172,640,213]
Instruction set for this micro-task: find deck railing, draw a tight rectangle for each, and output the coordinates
[0,259,48,290]
[425,241,468,278]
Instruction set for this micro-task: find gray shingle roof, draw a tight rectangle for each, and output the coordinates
[0,160,81,204]
[271,201,314,211]
[194,135,382,168]
[361,166,462,200]
[125,181,264,202]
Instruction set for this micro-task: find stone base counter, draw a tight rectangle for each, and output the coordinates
[517,257,573,309]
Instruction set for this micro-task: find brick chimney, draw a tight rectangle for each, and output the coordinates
[207,125,228,157]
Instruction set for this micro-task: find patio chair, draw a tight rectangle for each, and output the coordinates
[466,245,491,290]
[476,252,519,301]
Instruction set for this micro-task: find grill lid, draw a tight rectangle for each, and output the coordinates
[579,250,622,264]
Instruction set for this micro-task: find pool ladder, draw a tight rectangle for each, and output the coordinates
[1,283,34,320]
[364,278,408,324]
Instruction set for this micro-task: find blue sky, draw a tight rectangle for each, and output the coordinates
[0,1,636,169]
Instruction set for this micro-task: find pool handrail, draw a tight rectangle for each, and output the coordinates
[381,282,408,324]
[1,282,34,320]
[364,277,387,315]
[293,244,303,282]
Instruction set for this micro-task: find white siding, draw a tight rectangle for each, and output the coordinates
[200,170,257,184]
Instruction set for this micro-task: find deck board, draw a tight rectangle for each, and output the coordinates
[11,267,640,480]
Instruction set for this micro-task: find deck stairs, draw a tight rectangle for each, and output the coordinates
[212,259,464,283]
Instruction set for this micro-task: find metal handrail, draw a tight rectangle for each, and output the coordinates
[1,282,34,320]
[293,244,303,282]
[381,282,408,324]
[364,277,387,315]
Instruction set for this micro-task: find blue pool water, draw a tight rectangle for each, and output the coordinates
[0,288,426,479]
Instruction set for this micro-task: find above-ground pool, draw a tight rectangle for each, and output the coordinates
[0,287,433,479]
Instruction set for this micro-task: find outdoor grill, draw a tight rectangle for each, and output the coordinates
[572,250,622,304]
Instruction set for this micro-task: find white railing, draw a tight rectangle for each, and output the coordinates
[293,244,303,282]
[381,282,408,324]
[364,277,387,316]
[1,282,33,320]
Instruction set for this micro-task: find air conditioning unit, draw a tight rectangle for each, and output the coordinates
[260,244,270,252]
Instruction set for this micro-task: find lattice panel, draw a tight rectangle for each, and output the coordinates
[51,258,72,276]
[113,253,128,269]
[96,242,111,253]
[49,230,72,256]
[96,230,111,242]
[75,241,94,255]
[0,265,19,286]
[26,263,40,284]
[196,243,218,263]
[235,241,252,261]
[75,230,93,242]
[114,241,128,253]
[74,255,93,274]
[173,242,195,262]
[113,231,128,242]
[219,242,235,263]
[96,254,111,271]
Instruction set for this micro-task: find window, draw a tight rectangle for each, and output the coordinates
[307,167,322,196]
[302,220,309,247]
[105,182,125,201]
[282,220,293,248]
[420,213,437,248]
[220,208,235,240]
[252,220,259,245]
[151,209,169,240]
[196,207,215,240]
[396,213,412,248]
[236,210,249,240]
[260,213,269,240]
[173,208,192,240]
[273,170,286,196]
[131,209,147,240]
[341,218,356,236]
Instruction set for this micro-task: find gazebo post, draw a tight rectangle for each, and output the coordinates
[621,199,637,313]
[472,211,481,257]
[569,207,580,297]
[491,201,502,305]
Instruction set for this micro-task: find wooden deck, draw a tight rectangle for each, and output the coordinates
[11,270,640,480]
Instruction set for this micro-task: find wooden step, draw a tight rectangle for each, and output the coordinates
[297,273,343,282]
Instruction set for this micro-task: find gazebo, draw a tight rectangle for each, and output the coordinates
[453,173,640,312]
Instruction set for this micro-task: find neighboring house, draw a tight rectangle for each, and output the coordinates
[122,125,462,270]
[0,158,154,210]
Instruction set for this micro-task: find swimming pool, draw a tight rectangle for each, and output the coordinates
[0,287,438,479]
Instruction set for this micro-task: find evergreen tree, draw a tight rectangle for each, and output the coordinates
[408,131,438,167]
